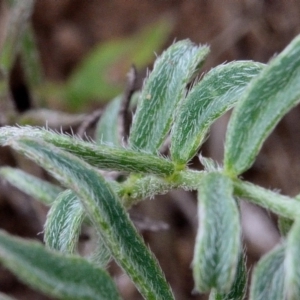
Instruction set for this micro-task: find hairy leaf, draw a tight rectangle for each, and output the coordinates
[171,61,264,164]
[0,167,62,205]
[250,245,285,300]
[129,40,209,153]
[0,230,120,300]
[44,190,85,253]
[0,126,175,176]
[209,252,247,300]
[45,190,112,266]
[225,34,300,176]
[8,138,174,300]
[193,172,241,293]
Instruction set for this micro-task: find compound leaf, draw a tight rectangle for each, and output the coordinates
[8,138,174,300]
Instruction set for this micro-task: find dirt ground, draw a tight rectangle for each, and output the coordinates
[1,0,300,299]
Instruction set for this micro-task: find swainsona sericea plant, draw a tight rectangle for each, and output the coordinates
[1,34,300,300]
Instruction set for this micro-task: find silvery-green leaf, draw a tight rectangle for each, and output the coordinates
[225,34,300,176]
[250,245,285,300]
[45,189,111,266]
[0,126,175,176]
[171,61,264,165]
[0,167,62,205]
[129,40,209,153]
[209,252,247,300]
[44,190,85,254]
[285,218,300,299]
[0,230,120,300]
[9,138,174,300]
[193,172,241,293]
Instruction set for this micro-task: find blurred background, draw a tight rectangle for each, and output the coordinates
[1,0,300,299]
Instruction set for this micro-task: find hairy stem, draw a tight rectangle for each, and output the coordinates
[233,179,300,219]
[120,169,300,220]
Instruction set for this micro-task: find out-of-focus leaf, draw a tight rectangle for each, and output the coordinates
[0,230,121,300]
[250,245,285,300]
[0,0,35,118]
[0,167,62,205]
[0,126,175,176]
[224,34,300,176]
[21,26,43,87]
[95,96,122,146]
[171,61,264,165]
[0,0,35,72]
[129,40,209,153]
[193,172,241,293]
[64,18,173,110]
[8,138,174,300]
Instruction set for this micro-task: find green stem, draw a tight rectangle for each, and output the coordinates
[120,170,300,220]
[120,175,176,208]
[119,170,205,208]
[233,179,300,219]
